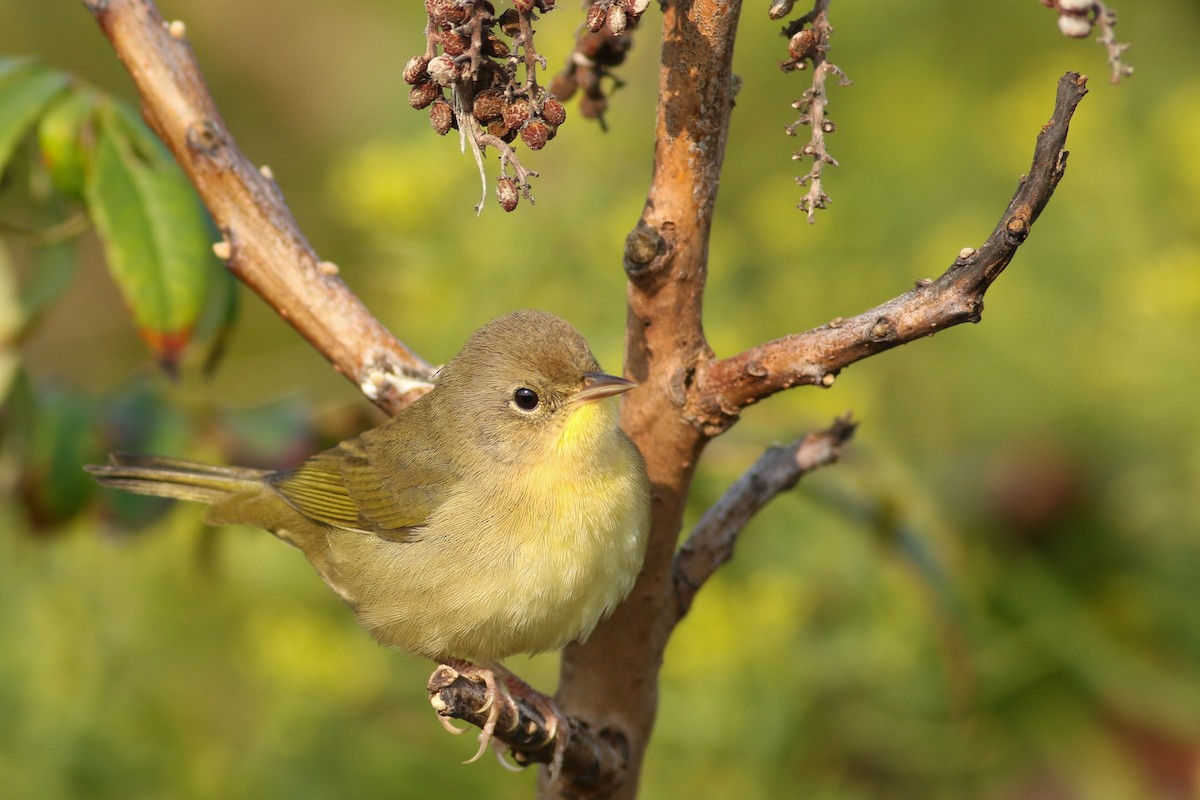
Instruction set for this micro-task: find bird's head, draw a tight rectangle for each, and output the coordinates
[431,310,636,468]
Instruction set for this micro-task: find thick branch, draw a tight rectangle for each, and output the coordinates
[428,666,627,795]
[673,413,856,618]
[556,1,746,798]
[689,72,1088,435]
[83,0,434,414]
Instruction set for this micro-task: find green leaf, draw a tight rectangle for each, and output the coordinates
[197,260,240,377]
[14,381,98,530]
[36,88,97,200]
[83,102,213,373]
[0,239,20,403]
[0,60,70,179]
[18,238,78,337]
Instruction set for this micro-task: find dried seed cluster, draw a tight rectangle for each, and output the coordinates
[548,0,647,126]
[404,0,657,210]
[406,0,566,212]
[1041,0,1132,84]
[775,3,850,223]
[1052,0,1097,38]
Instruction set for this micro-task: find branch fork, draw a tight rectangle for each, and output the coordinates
[84,1,1091,796]
[686,72,1089,436]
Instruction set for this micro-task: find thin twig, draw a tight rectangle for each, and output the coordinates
[781,0,851,222]
[428,665,627,795]
[82,0,435,415]
[687,72,1088,435]
[1094,2,1133,85]
[673,413,857,618]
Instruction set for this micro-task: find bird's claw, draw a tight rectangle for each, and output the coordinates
[442,659,509,765]
[438,715,468,735]
[434,659,569,781]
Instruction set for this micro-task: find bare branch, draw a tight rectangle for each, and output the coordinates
[779,0,851,222]
[82,0,435,414]
[688,72,1088,435]
[428,665,627,795]
[673,414,857,619]
[557,1,746,796]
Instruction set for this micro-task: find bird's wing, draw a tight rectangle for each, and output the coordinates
[270,425,456,542]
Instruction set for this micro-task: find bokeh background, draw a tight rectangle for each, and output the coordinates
[3,1,1199,798]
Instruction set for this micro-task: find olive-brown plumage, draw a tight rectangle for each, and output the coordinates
[87,310,651,670]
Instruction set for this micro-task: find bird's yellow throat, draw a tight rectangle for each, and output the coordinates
[554,398,612,457]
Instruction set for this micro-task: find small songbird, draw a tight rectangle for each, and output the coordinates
[87,309,651,770]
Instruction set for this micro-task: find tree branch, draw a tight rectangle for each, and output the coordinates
[688,72,1089,435]
[82,0,435,414]
[428,666,627,796]
[555,0,747,797]
[672,413,857,619]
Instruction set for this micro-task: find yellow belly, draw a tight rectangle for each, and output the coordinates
[331,405,650,664]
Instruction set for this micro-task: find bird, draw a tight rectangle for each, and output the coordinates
[87,309,651,773]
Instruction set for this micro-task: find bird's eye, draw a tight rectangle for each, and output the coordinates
[513,387,539,411]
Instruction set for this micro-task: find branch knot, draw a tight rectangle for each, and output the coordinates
[184,119,225,157]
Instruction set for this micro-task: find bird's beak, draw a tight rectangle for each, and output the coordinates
[576,371,637,404]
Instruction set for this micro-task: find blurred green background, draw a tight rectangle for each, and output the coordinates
[3,1,1199,798]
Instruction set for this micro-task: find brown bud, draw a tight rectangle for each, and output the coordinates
[487,119,510,138]
[485,35,510,58]
[425,0,469,25]
[497,177,519,212]
[596,37,630,67]
[576,31,605,59]
[429,99,455,134]
[1057,13,1092,38]
[767,0,795,20]
[607,5,628,35]
[578,92,607,120]
[621,0,650,15]
[513,0,535,11]
[548,72,578,102]
[585,2,607,32]
[408,80,441,109]
[788,29,818,61]
[427,55,459,86]
[541,97,567,127]
[502,97,533,129]
[402,55,431,85]
[498,8,521,37]
[440,31,469,56]
[520,120,551,150]
[473,89,505,122]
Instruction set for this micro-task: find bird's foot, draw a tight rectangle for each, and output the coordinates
[442,658,509,765]
[431,660,569,781]
[496,668,569,783]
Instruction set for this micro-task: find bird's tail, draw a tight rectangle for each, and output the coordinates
[85,453,269,505]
